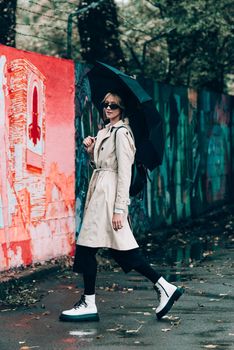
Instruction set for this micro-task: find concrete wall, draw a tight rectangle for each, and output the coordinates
[0,45,75,271]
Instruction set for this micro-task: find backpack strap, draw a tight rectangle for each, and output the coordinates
[114,126,134,144]
[114,126,149,197]
[114,126,151,182]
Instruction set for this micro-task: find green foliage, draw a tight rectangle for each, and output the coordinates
[0,0,17,46]
[15,0,81,58]
[119,0,234,92]
[118,0,170,79]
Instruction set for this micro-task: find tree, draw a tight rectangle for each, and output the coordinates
[119,0,234,93]
[0,0,17,46]
[118,0,170,78]
[157,0,234,91]
[2,0,233,93]
[15,0,78,58]
[76,0,126,69]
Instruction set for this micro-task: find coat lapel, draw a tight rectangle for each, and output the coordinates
[94,120,129,164]
[94,126,112,163]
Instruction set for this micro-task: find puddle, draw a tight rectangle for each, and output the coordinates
[201,342,233,349]
[144,236,232,267]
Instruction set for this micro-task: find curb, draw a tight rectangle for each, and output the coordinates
[0,263,62,302]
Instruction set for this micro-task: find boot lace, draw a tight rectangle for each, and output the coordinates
[73,295,87,309]
[154,285,161,300]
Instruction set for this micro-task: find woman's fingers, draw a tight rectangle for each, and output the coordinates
[83,136,95,147]
[83,138,92,147]
[112,214,124,231]
[83,136,96,154]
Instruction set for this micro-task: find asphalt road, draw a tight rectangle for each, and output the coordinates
[0,242,233,350]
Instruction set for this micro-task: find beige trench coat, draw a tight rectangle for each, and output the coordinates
[77,119,139,250]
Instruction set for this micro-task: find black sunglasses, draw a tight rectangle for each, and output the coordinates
[102,102,121,110]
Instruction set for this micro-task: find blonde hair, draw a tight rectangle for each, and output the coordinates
[102,92,125,121]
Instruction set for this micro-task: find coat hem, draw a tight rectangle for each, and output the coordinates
[76,241,139,251]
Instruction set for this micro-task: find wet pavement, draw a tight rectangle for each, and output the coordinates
[0,205,234,350]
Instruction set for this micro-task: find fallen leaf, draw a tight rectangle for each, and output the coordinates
[198,303,205,307]
[171,319,181,327]
[161,328,171,332]
[107,325,123,332]
[1,309,14,312]
[203,345,218,349]
[162,315,180,321]
[96,335,104,339]
[42,311,50,316]
[33,316,40,320]
[126,325,142,334]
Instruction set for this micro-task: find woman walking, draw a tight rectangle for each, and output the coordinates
[60,92,183,322]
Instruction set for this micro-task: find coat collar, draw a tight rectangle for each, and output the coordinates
[106,118,130,132]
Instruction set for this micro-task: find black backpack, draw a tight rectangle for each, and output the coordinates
[114,126,148,197]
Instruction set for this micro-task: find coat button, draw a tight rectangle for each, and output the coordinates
[101,147,104,150]
[126,131,128,135]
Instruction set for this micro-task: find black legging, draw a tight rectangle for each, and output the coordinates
[73,245,160,295]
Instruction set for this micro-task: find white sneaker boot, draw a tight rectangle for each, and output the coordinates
[154,277,184,320]
[60,294,99,322]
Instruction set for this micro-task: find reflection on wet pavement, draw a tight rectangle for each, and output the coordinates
[144,234,233,267]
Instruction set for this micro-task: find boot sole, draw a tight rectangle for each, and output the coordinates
[59,313,100,322]
[156,287,184,320]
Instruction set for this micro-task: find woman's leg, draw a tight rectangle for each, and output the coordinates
[73,244,99,294]
[134,259,160,284]
[110,248,184,320]
[134,256,184,319]
[83,270,97,295]
[60,245,99,322]
[78,246,99,295]
[110,248,159,279]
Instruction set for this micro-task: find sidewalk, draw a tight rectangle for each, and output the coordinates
[0,205,234,350]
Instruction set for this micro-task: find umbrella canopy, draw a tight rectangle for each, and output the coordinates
[87,61,164,170]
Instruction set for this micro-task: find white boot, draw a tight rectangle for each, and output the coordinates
[60,294,99,322]
[154,277,184,320]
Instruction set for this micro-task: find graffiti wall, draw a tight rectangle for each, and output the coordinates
[0,45,75,271]
[75,65,234,233]
[146,83,233,228]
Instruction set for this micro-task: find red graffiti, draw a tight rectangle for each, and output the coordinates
[28,86,41,146]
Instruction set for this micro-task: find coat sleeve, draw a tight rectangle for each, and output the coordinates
[114,128,136,211]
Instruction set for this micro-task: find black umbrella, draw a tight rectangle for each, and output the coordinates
[87,61,164,171]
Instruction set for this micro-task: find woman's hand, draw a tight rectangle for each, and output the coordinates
[112,213,124,231]
[83,136,96,154]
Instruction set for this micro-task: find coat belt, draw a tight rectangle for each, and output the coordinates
[93,168,117,173]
